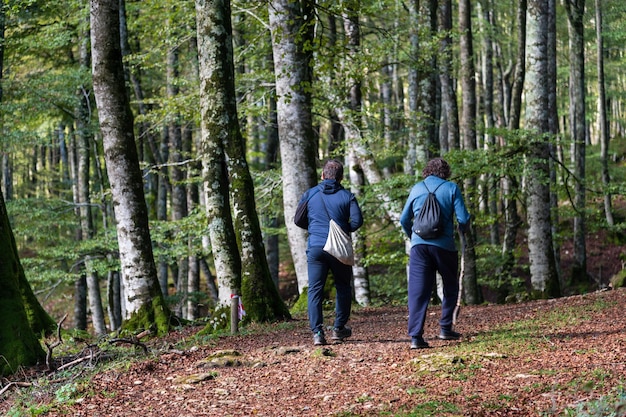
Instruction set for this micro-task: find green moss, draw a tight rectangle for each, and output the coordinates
[290,288,308,315]
[610,270,626,289]
[198,305,231,335]
[120,296,175,336]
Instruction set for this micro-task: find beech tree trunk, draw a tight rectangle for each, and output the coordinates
[196,0,290,321]
[268,0,318,295]
[75,19,107,335]
[499,1,526,290]
[525,0,560,298]
[438,0,460,152]
[91,0,171,333]
[565,0,588,288]
[458,0,481,305]
[595,0,614,227]
[342,5,369,306]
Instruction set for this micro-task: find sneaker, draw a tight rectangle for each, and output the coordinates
[313,331,327,346]
[410,337,430,349]
[331,325,352,342]
[438,329,461,340]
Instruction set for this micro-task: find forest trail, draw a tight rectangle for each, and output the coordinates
[3,288,626,416]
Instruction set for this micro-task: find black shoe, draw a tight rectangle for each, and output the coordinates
[331,325,352,341]
[438,329,461,340]
[410,337,430,349]
[313,331,327,346]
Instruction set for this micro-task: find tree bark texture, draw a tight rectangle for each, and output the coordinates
[90,0,171,332]
[75,23,107,335]
[595,0,614,226]
[565,0,588,286]
[524,0,560,298]
[0,189,50,375]
[196,0,290,322]
[268,0,319,294]
[458,0,481,305]
[437,0,459,152]
[195,0,241,308]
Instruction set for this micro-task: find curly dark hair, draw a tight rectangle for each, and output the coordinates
[422,157,451,179]
[323,159,344,181]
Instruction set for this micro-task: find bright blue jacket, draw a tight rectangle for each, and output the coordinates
[299,179,363,249]
[400,176,471,251]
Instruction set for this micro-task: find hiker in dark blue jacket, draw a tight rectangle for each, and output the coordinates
[400,158,470,349]
[296,159,363,346]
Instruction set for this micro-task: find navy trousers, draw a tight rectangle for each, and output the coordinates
[307,246,353,334]
[408,244,459,337]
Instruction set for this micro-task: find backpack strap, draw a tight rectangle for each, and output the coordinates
[431,181,445,194]
[413,180,448,220]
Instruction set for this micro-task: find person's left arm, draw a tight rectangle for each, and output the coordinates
[400,185,419,237]
[348,193,364,232]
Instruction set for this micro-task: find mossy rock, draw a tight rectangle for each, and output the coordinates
[610,270,626,289]
[198,350,245,368]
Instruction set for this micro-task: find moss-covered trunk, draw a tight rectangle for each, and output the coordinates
[0,190,52,375]
[196,0,289,322]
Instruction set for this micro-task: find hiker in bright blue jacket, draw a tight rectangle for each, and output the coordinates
[295,159,363,346]
[400,158,470,349]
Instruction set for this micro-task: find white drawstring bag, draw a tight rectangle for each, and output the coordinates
[323,219,354,265]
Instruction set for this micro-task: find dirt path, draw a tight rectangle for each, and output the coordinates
[3,288,626,416]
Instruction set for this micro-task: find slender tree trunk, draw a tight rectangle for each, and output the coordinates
[107,270,122,330]
[420,0,438,160]
[341,4,369,306]
[264,51,281,288]
[167,41,190,316]
[74,274,88,330]
[438,0,460,152]
[69,121,89,330]
[525,0,560,298]
[349,150,369,306]
[595,0,614,226]
[186,32,202,319]
[498,0,526,294]
[565,0,588,288]
[75,17,107,335]
[1,154,11,201]
[548,0,562,286]
[157,129,170,295]
[458,0,481,305]
[325,14,344,157]
[195,0,242,307]
[91,0,171,332]
[268,0,318,295]
[185,127,201,320]
[405,0,420,173]
[479,1,500,246]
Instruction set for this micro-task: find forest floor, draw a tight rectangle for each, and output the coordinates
[2,287,626,416]
[2,211,626,416]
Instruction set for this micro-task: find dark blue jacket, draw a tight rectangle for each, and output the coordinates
[299,179,363,249]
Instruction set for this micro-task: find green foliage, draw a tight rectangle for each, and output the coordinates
[199,305,231,335]
[290,288,308,315]
[560,388,626,417]
[0,0,624,333]
[7,198,118,288]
